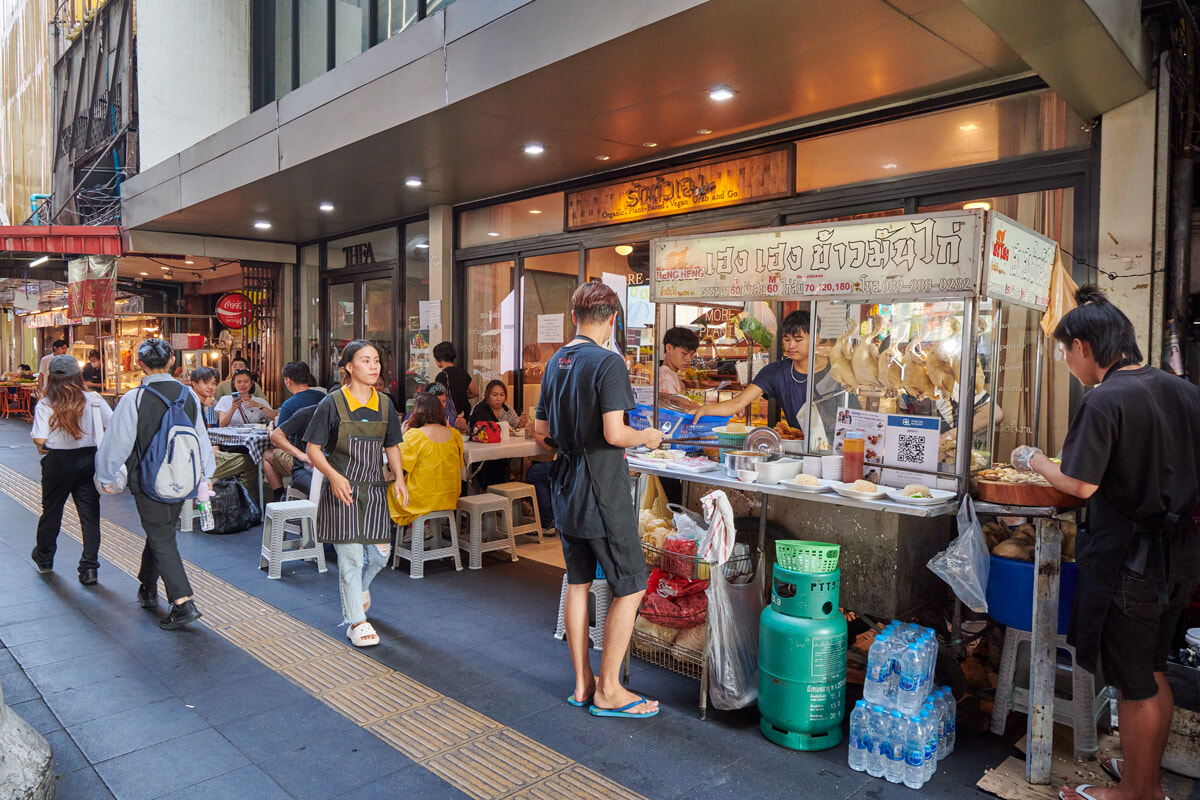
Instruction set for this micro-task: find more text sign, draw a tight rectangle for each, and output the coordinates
[983,212,1057,311]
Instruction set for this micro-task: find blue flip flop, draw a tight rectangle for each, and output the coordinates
[589,695,660,718]
[566,694,592,707]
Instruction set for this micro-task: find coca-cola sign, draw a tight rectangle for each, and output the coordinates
[216,292,254,329]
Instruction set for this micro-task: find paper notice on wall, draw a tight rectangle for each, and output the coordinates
[418,301,432,329]
[538,314,564,343]
[427,301,441,329]
[880,414,941,488]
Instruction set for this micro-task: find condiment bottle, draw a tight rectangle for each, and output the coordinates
[842,432,865,483]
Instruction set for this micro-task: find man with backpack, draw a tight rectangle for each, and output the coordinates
[95,339,215,630]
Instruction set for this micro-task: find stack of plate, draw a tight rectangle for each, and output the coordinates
[802,456,823,477]
[821,455,843,482]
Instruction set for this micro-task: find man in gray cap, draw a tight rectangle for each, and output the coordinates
[95,338,215,630]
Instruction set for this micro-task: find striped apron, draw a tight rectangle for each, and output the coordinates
[316,390,394,545]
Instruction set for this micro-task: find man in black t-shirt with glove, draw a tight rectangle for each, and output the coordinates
[1013,286,1200,800]
[535,282,665,719]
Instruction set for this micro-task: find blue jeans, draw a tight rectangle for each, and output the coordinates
[525,460,555,529]
[334,542,390,625]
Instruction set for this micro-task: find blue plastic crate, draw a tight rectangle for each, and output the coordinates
[985,554,1078,635]
[629,404,728,449]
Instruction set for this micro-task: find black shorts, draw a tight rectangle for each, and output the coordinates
[560,531,647,598]
[1098,569,1194,701]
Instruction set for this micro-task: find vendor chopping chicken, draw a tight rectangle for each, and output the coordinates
[1012,286,1200,800]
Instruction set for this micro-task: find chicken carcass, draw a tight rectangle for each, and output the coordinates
[877,341,905,391]
[851,315,885,388]
[901,332,936,400]
[829,320,859,392]
[925,318,960,398]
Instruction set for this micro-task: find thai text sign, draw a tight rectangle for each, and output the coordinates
[651,211,982,302]
[566,147,790,230]
[983,212,1056,311]
[68,255,117,319]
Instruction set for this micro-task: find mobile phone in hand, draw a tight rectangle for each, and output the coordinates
[232,391,241,401]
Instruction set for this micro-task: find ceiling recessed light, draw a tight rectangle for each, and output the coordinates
[184,259,195,264]
[319,201,335,212]
[254,220,272,229]
[139,271,149,276]
[959,123,979,131]
[524,143,545,155]
[643,142,658,148]
[709,85,735,101]
[528,209,542,215]
[963,201,991,211]
[697,129,712,135]
[615,245,634,256]
[487,232,500,237]
[160,265,170,270]
[405,177,422,187]
[882,162,898,170]
[595,155,610,161]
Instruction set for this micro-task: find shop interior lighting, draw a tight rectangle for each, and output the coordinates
[882,162,898,169]
[615,245,634,256]
[415,243,430,249]
[963,202,991,210]
[643,142,658,148]
[29,255,49,267]
[254,220,272,230]
[139,271,149,276]
[405,177,423,187]
[596,155,610,161]
[184,259,194,264]
[697,128,712,135]
[319,202,335,212]
[708,85,735,101]
[487,232,501,237]
[528,209,542,214]
[959,123,979,131]
[160,265,170,270]
[524,143,545,155]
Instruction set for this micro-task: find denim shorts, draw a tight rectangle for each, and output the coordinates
[1098,568,1193,701]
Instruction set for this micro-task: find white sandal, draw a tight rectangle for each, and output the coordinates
[347,621,380,647]
[362,590,371,613]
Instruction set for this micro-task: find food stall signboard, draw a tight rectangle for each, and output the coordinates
[216,292,254,329]
[982,212,1057,311]
[651,211,982,302]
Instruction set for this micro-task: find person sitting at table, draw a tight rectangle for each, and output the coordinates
[406,382,469,435]
[18,364,35,381]
[215,357,267,401]
[264,403,318,502]
[277,361,325,424]
[469,380,528,492]
[215,370,277,426]
[190,366,258,495]
[388,392,464,536]
[82,350,103,391]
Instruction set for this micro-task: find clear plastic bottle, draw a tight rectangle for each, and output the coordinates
[922,634,939,693]
[884,635,903,699]
[940,686,957,756]
[920,709,938,782]
[885,710,906,783]
[864,634,893,705]
[848,700,869,772]
[196,482,215,531]
[903,715,925,789]
[931,690,950,760]
[897,643,925,715]
[867,705,888,778]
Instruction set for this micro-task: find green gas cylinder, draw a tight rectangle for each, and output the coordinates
[758,562,848,751]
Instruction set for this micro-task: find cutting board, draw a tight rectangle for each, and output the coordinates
[976,479,1085,509]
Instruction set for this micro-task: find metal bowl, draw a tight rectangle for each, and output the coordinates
[724,450,769,478]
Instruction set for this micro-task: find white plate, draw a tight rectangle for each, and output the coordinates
[779,477,838,493]
[884,487,957,506]
[665,459,722,474]
[830,482,890,501]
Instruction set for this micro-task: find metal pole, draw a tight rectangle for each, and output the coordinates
[1026,518,1062,784]
[1032,327,1045,448]
[956,297,978,496]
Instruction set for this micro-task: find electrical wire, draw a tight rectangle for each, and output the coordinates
[1058,247,1164,281]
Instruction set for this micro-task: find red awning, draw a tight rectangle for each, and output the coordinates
[0,226,123,256]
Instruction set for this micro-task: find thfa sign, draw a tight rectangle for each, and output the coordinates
[343,243,375,267]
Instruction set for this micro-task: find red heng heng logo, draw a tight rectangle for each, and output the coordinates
[992,229,1010,261]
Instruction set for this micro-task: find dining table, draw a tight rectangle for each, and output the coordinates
[461,437,545,492]
[208,425,273,506]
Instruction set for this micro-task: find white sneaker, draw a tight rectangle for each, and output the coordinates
[542,527,557,537]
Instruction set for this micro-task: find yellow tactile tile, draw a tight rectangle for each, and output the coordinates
[320,673,440,724]
[218,613,310,646]
[508,764,648,800]
[280,651,390,694]
[424,728,572,800]
[366,697,504,762]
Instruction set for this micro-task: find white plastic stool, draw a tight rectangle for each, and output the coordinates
[990,626,1113,759]
[456,493,518,569]
[259,500,326,579]
[486,482,543,543]
[553,575,612,651]
[178,498,199,532]
[392,510,462,578]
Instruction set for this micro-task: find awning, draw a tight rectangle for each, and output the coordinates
[0,225,123,277]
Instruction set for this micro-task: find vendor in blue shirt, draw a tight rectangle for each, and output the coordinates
[691,310,835,431]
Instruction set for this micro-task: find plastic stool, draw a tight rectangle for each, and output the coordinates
[392,510,461,578]
[259,500,326,579]
[178,498,199,532]
[990,626,1113,759]
[456,494,518,569]
[486,482,543,543]
[553,573,612,650]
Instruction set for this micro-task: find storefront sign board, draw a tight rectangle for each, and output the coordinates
[216,292,254,329]
[651,211,983,302]
[566,147,791,230]
[67,255,116,320]
[983,212,1057,311]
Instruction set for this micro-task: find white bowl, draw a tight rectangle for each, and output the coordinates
[736,469,759,483]
[753,458,801,485]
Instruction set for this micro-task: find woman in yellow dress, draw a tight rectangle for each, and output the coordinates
[390,392,464,527]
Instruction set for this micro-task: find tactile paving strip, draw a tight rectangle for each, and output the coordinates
[0,463,646,799]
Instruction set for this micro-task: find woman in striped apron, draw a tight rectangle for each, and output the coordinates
[306,340,409,647]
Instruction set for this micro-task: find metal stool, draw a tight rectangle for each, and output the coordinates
[990,627,1113,759]
[178,499,199,532]
[456,493,518,569]
[553,574,612,650]
[392,510,462,578]
[259,500,326,579]
[486,482,543,543]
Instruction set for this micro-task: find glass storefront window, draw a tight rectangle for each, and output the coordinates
[522,252,579,416]
[795,90,1089,193]
[459,193,565,248]
[375,0,419,40]
[326,227,399,269]
[300,245,320,379]
[464,261,515,401]
[334,0,370,67]
[363,277,395,397]
[586,243,652,399]
[273,0,294,100]
[298,0,330,85]
[404,220,431,406]
[328,282,356,380]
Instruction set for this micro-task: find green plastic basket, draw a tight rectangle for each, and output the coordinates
[714,428,751,451]
[776,540,841,573]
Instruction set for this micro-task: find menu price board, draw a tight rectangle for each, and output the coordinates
[983,212,1057,311]
[651,211,982,303]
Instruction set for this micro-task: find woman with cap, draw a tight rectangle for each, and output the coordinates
[30,354,112,585]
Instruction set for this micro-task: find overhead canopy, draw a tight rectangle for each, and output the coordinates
[0,225,123,277]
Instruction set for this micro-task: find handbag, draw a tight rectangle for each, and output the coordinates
[90,399,127,494]
[471,421,501,443]
[208,477,261,534]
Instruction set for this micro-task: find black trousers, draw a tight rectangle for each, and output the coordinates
[133,491,192,603]
[34,447,101,571]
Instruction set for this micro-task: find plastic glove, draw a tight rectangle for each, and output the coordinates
[1010,445,1043,472]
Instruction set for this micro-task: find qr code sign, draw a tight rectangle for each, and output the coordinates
[896,433,926,465]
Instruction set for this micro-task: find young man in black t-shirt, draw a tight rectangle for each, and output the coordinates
[534,282,665,719]
[432,341,477,425]
[1014,286,1200,800]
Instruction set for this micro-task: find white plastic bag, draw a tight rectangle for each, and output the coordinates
[927,495,990,612]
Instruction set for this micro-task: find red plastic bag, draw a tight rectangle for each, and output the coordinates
[640,568,708,629]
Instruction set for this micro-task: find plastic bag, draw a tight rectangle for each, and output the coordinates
[208,477,261,534]
[702,490,766,710]
[1040,246,1078,339]
[927,495,990,612]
